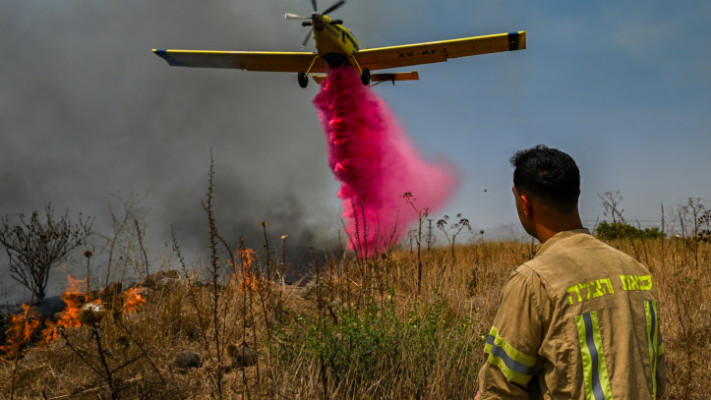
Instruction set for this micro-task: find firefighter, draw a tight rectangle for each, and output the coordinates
[475,145,666,400]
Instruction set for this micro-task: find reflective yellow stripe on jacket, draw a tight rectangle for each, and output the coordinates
[575,311,613,400]
[484,326,538,386]
[644,300,663,398]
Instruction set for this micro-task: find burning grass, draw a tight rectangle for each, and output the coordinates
[1,275,147,358]
[0,237,709,399]
[41,275,95,343]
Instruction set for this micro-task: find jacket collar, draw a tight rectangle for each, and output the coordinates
[534,228,591,257]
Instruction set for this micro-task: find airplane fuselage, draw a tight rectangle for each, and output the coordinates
[312,15,360,66]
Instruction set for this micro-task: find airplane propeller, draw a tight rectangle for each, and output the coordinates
[283,0,347,48]
[301,30,312,48]
[283,13,309,20]
[322,0,346,16]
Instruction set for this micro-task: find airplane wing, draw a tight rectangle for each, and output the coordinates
[353,31,526,71]
[152,49,328,73]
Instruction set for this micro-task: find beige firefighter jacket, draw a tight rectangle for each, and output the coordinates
[478,229,666,400]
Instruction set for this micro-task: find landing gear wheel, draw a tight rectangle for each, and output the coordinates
[298,71,308,88]
[361,68,371,85]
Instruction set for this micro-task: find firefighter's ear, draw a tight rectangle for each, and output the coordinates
[520,194,532,219]
[512,185,533,220]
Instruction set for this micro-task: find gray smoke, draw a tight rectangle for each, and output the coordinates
[0,0,380,302]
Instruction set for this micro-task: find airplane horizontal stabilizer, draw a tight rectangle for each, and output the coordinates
[370,71,419,82]
[311,71,419,85]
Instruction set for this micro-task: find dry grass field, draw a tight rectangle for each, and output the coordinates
[1,232,708,400]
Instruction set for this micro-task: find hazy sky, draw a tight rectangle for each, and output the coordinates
[1,0,710,298]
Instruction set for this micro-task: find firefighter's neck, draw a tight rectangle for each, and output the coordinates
[525,197,583,244]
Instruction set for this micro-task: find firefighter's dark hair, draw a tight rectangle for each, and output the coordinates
[510,144,580,213]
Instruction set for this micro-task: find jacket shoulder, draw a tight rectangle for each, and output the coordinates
[524,233,651,296]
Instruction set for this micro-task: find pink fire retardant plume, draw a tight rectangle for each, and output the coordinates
[314,66,459,257]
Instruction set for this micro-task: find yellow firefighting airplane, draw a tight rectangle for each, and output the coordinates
[152,0,526,88]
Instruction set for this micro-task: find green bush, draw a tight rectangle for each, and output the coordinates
[271,292,482,397]
[595,221,665,240]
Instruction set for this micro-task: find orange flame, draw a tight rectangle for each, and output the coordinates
[122,286,146,312]
[42,275,91,342]
[1,304,41,357]
[1,275,147,354]
[239,248,259,293]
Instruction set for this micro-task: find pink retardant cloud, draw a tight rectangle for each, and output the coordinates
[314,66,459,257]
